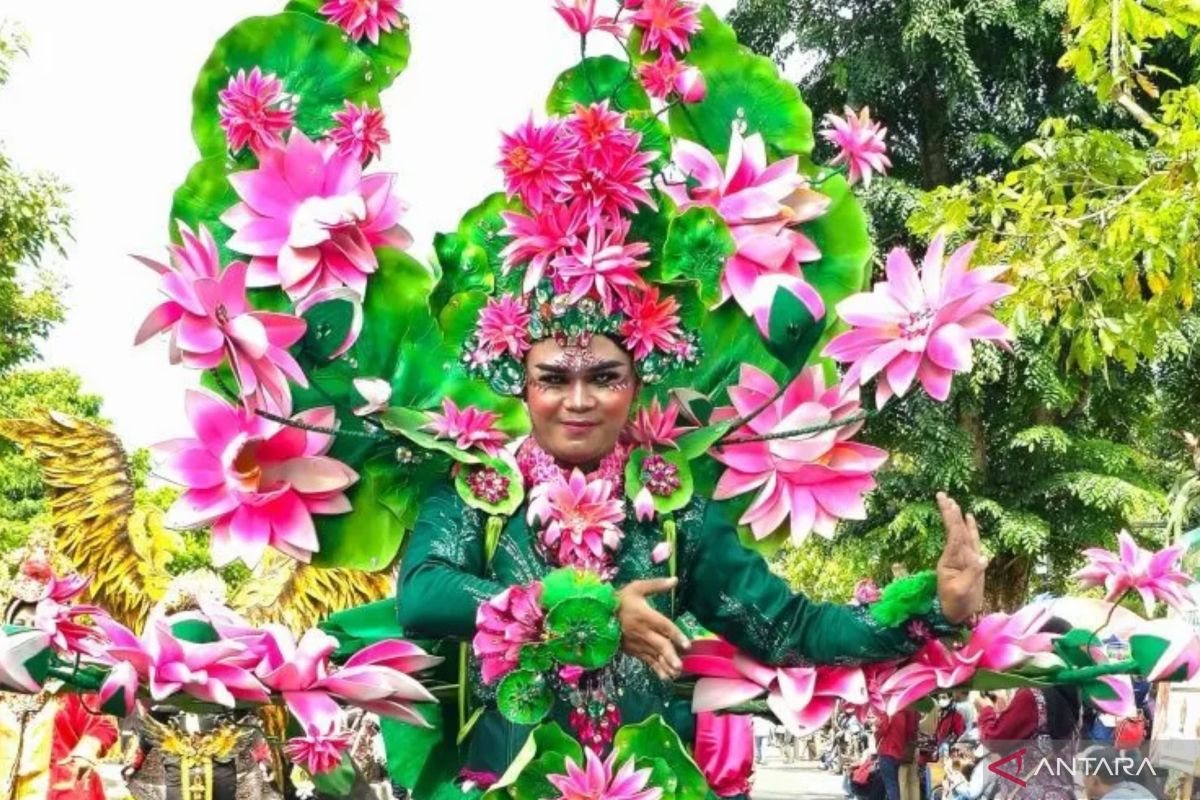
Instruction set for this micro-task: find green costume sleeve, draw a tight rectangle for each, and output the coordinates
[397,484,507,640]
[677,499,956,666]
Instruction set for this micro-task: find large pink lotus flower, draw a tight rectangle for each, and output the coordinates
[821,107,892,188]
[217,67,294,157]
[501,202,586,292]
[711,365,887,543]
[824,234,1013,407]
[548,749,663,800]
[473,582,546,684]
[318,0,404,44]
[554,0,626,35]
[476,295,533,359]
[134,222,309,412]
[629,397,694,449]
[1131,618,1200,682]
[562,105,656,224]
[620,287,684,360]
[683,638,867,736]
[552,218,649,314]
[221,129,412,301]
[1073,531,1194,616]
[631,0,701,55]
[423,398,509,457]
[284,727,353,776]
[527,470,626,574]
[328,101,390,164]
[663,130,829,333]
[154,390,358,567]
[95,617,270,713]
[499,116,576,212]
[0,628,52,694]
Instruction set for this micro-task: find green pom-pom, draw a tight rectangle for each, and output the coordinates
[869,570,938,628]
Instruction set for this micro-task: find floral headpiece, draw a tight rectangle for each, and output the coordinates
[0,529,77,607]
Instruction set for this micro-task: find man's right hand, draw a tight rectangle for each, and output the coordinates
[616,577,690,681]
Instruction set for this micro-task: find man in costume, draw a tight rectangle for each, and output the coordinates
[0,540,118,800]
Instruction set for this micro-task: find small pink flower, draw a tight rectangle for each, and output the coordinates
[476,295,533,359]
[675,64,706,103]
[328,101,390,164]
[551,218,650,314]
[821,106,891,188]
[352,377,392,416]
[554,0,626,36]
[562,105,656,224]
[527,470,626,574]
[637,52,685,100]
[634,486,656,522]
[558,664,586,686]
[641,455,682,497]
[631,0,702,55]
[473,583,546,684]
[547,749,662,800]
[498,116,575,212]
[853,579,881,605]
[218,67,294,156]
[500,202,586,292]
[651,541,672,564]
[318,0,404,44]
[467,466,512,505]
[1074,531,1194,616]
[629,397,694,449]
[284,727,353,776]
[620,287,684,360]
[823,234,1013,407]
[424,399,509,457]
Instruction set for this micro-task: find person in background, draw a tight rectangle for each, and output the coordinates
[926,694,967,799]
[1079,746,1157,800]
[876,707,919,800]
[753,715,774,765]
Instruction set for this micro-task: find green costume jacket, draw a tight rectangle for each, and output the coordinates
[396,483,952,777]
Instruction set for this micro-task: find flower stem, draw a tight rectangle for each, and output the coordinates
[719,413,872,445]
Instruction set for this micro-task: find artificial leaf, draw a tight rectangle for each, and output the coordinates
[626,448,695,514]
[660,207,736,306]
[487,723,583,800]
[285,0,412,84]
[311,750,357,797]
[379,407,484,465]
[764,283,826,370]
[611,716,708,800]
[169,156,240,266]
[541,567,619,612]
[547,55,650,115]
[456,455,526,516]
[544,597,621,669]
[311,453,409,569]
[497,669,554,725]
[431,194,520,316]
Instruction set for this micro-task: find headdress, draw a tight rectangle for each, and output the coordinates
[0,528,76,614]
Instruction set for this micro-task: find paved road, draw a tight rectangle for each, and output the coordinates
[752,759,845,800]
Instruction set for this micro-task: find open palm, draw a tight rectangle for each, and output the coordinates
[935,493,988,624]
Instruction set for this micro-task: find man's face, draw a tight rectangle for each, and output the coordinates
[10,602,37,628]
[1082,775,1106,800]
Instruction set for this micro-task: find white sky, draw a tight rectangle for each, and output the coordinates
[0,0,736,449]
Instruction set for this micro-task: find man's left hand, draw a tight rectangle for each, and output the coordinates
[935,492,987,625]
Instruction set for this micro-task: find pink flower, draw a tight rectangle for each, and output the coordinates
[711,365,887,543]
[547,749,663,800]
[1074,531,1194,616]
[663,130,829,334]
[154,389,358,567]
[683,638,866,736]
[423,399,509,457]
[476,295,533,359]
[328,101,390,164]
[134,222,309,412]
[853,579,881,605]
[694,712,753,798]
[473,583,546,684]
[634,486,656,522]
[221,129,412,301]
[98,662,140,715]
[620,287,684,360]
[629,397,694,449]
[821,107,891,187]
[562,105,656,224]
[651,540,672,564]
[554,0,626,36]
[499,116,576,212]
[34,599,106,658]
[318,0,404,44]
[500,202,586,292]
[631,0,701,55]
[823,234,1014,407]
[552,218,649,314]
[1131,618,1200,682]
[217,67,294,157]
[527,470,626,574]
[637,52,685,100]
[640,454,682,496]
[352,377,392,416]
[284,727,353,776]
[675,64,706,103]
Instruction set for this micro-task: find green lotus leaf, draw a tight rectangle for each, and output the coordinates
[799,173,872,351]
[637,756,678,800]
[627,193,675,282]
[298,292,359,364]
[1054,629,1102,669]
[667,388,714,427]
[542,567,619,612]
[285,0,412,86]
[626,109,673,172]
[611,716,708,800]
[545,598,621,669]
[191,13,382,158]
[518,644,556,674]
[625,448,694,514]
[169,156,240,266]
[764,283,827,371]
[379,407,483,465]
[660,207,735,307]
[497,669,554,726]
[547,55,650,116]
[311,452,410,570]
[486,723,583,800]
[431,193,520,316]
[674,417,733,461]
[456,455,526,517]
[736,523,789,558]
[380,704,444,788]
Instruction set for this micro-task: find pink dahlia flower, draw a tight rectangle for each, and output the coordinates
[284,727,353,776]
[473,582,546,684]
[554,0,626,36]
[619,287,684,360]
[221,129,412,301]
[423,398,509,457]
[548,749,663,800]
[499,116,575,212]
[328,101,390,164]
[527,470,626,574]
[476,295,533,359]
[1073,531,1194,616]
[217,67,293,157]
[631,0,701,55]
[562,105,656,224]
[711,365,887,543]
[551,217,649,314]
[663,130,829,333]
[154,390,358,567]
[134,222,309,413]
[637,52,685,100]
[821,107,892,188]
[824,234,1013,407]
[500,201,586,292]
[629,397,694,450]
[318,0,404,44]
